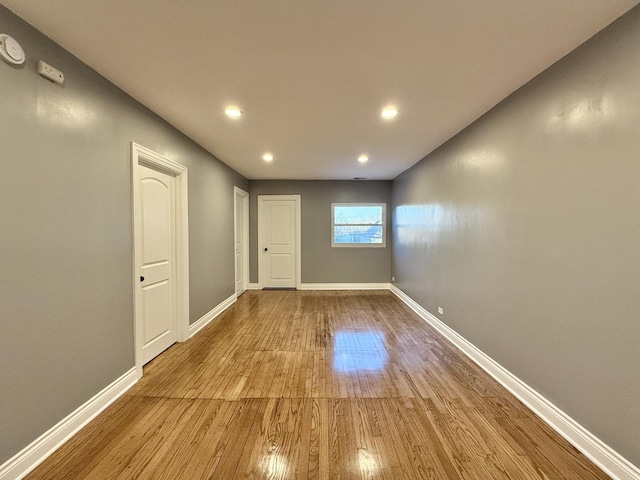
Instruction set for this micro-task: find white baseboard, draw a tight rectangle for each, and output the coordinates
[0,367,138,480]
[249,283,390,291]
[300,283,391,290]
[389,284,639,480]
[4,288,635,480]
[0,292,236,480]
[189,293,236,338]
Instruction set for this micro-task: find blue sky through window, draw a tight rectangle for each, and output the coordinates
[334,206,382,225]
[333,204,385,245]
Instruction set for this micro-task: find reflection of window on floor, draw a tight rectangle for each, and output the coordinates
[331,203,386,247]
[333,330,388,373]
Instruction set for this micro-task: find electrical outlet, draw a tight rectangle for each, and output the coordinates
[391,276,395,282]
[38,60,64,84]
[437,307,444,315]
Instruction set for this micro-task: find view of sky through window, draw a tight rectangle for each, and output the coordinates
[334,206,382,225]
[333,205,384,245]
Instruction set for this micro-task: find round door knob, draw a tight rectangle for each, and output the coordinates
[140,276,145,282]
[264,247,268,252]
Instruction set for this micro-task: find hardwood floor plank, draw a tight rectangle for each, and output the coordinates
[26,291,610,479]
[209,398,262,478]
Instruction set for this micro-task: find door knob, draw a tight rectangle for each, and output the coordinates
[140,276,145,282]
[264,247,268,252]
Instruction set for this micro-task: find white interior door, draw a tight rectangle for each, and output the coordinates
[234,188,248,296]
[137,164,176,364]
[259,195,300,288]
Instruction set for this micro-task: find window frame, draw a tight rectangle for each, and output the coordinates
[331,202,387,248]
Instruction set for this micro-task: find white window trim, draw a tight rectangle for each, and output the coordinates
[331,203,386,248]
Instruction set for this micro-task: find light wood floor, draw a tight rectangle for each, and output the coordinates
[27,290,609,479]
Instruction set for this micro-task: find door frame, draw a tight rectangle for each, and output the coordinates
[234,186,249,296]
[257,194,302,289]
[131,142,190,378]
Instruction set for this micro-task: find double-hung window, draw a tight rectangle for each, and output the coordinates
[331,203,386,247]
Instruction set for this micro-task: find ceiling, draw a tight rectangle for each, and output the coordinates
[2,1,638,180]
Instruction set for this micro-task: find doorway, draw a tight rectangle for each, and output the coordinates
[234,187,249,296]
[257,195,301,289]
[131,143,189,376]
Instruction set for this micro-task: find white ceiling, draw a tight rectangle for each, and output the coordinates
[2,1,638,180]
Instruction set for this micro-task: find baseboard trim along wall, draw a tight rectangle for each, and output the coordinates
[248,283,390,291]
[188,293,237,338]
[4,286,636,480]
[389,284,640,480]
[300,283,390,290]
[1,293,238,480]
[0,367,138,480]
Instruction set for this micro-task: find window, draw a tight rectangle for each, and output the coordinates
[331,203,386,247]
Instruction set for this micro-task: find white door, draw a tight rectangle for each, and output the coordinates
[258,195,300,288]
[137,164,176,364]
[234,188,248,296]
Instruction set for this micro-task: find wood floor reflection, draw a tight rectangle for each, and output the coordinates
[26,290,609,479]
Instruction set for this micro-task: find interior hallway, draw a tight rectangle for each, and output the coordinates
[26,291,607,479]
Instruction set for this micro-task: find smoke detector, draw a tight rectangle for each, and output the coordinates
[0,34,25,65]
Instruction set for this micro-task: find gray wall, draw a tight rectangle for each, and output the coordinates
[392,6,640,465]
[249,181,391,284]
[0,6,247,464]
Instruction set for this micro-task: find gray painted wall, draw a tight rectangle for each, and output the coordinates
[249,181,391,284]
[0,6,247,464]
[392,6,640,465]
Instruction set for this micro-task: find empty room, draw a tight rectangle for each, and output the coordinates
[0,1,638,479]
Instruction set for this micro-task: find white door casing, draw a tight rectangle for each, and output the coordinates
[234,187,249,296]
[258,195,301,289]
[132,143,189,377]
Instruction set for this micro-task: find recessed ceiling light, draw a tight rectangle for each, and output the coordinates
[358,154,368,163]
[262,153,274,162]
[225,107,243,118]
[381,107,398,119]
